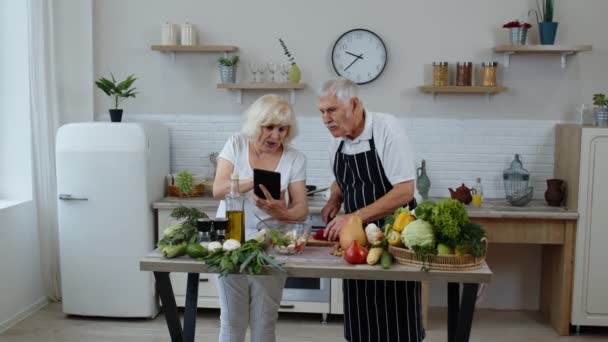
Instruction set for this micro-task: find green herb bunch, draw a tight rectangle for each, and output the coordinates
[204,240,285,276]
[278,38,296,65]
[217,55,240,66]
[176,170,194,195]
[170,206,208,229]
[95,74,138,109]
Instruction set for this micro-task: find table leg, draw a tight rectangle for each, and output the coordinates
[154,272,183,342]
[447,283,460,342]
[455,283,479,342]
[183,273,200,342]
[421,281,429,329]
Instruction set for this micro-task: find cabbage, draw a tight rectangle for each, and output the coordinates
[401,220,435,249]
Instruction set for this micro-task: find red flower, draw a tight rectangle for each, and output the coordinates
[503,20,532,29]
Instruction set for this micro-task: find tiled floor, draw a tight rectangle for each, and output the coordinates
[1,303,607,341]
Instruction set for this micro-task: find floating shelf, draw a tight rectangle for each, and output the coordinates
[493,44,592,68]
[151,44,238,60]
[418,85,507,102]
[217,83,306,104]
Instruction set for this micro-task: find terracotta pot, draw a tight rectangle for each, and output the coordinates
[545,179,564,207]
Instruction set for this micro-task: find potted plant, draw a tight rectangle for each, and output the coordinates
[278,38,301,84]
[593,93,608,127]
[530,0,558,44]
[503,20,532,45]
[95,74,137,122]
[218,55,239,83]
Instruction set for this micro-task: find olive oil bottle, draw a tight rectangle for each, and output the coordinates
[225,173,245,244]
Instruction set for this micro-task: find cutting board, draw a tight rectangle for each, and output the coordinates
[307,237,338,247]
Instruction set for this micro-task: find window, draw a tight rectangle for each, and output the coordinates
[0,0,32,206]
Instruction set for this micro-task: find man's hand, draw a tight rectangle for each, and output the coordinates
[324,213,356,242]
[253,184,287,219]
[321,199,341,224]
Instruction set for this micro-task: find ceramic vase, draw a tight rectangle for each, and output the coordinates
[416,160,431,200]
[545,178,564,207]
[288,63,301,84]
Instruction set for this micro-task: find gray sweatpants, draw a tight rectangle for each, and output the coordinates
[216,274,287,342]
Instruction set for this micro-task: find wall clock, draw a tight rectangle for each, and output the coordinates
[331,29,387,85]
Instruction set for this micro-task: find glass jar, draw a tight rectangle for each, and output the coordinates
[432,62,449,86]
[480,62,498,87]
[456,62,473,86]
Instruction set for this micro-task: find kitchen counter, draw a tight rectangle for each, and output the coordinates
[153,196,578,220]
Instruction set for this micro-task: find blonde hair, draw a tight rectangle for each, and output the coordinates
[320,78,361,106]
[241,94,298,144]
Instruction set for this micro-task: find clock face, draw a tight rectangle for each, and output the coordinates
[331,29,387,85]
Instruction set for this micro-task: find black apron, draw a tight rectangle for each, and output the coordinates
[334,136,424,342]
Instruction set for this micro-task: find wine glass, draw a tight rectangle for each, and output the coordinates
[249,61,259,83]
[280,63,290,83]
[257,63,267,83]
[268,62,278,83]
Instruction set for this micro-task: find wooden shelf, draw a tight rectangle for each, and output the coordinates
[151,45,238,52]
[493,44,592,68]
[217,83,306,104]
[418,86,507,102]
[217,83,306,90]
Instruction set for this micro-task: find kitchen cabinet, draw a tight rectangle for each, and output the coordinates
[556,125,608,327]
[156,206,331,318]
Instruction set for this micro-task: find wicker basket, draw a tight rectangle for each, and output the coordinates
[166,174,206,198]
[388,238,487,271]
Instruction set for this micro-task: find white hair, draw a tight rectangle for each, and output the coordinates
[319,78,361,105]
[241,94,298,144]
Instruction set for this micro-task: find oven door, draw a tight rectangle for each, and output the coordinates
[281,277,331,302]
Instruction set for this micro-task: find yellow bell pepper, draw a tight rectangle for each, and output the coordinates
[393,212,415,233]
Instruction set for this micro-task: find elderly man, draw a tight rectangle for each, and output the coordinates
[320,78,423,342]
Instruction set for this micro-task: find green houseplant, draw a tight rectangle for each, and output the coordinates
[218,55,239,83]
[593,93,608,126]
[95,74,137,122]
[530,0,558,44]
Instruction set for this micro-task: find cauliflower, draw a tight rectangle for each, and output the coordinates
[401,220,435,249]
[365,223,384,245]
[207,241,223,252]
[222,239,241,251]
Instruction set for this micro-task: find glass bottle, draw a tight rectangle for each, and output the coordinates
[197,218,212,248]
[225,173,245,244]
[471,177,483,207]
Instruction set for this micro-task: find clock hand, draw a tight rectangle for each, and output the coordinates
[343,56,361,71]
[345,51,364,60]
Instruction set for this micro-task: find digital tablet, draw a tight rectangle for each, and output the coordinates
[253,168,281,200]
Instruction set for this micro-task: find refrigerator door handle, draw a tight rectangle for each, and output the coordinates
[58,194,88,201]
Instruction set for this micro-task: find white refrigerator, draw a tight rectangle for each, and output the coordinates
[56,122,169,318]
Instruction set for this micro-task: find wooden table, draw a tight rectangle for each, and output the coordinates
[141,247,492,342]
[466,200,578,336]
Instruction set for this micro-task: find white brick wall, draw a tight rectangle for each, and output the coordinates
[111,113,559,200]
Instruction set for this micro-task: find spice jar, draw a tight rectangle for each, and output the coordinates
[432,62,449,86]
[480,62,498,87]
[456,62,473,86]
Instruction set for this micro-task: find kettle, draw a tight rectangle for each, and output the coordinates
[448,183,472,204]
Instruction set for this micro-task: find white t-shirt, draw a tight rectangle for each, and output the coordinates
[217,133,307,238]
[329,111,416,186]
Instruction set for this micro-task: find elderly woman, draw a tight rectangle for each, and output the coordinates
[213,94,308,342]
